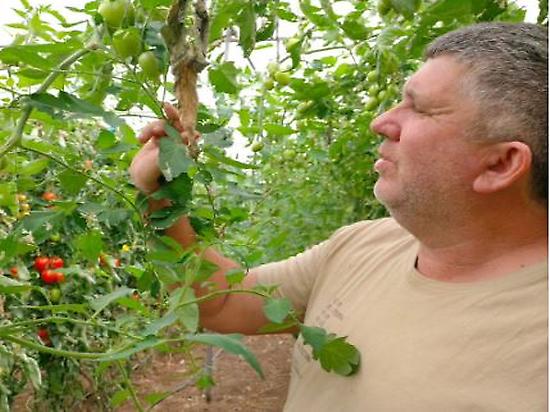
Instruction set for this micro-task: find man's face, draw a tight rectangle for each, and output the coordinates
[370,56,486,221]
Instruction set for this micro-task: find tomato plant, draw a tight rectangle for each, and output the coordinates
[0,0,540,410]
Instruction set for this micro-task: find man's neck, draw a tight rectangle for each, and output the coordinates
[407,204,547,283]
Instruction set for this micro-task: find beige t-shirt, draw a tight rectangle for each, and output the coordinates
[255,218,548,412]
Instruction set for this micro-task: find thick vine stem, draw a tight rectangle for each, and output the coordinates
[0,45,97,158]
[162,0,210,160]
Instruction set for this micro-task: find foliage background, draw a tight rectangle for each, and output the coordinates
[0,0,544,410]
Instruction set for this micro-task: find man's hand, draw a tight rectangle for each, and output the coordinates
[129,103,199,194]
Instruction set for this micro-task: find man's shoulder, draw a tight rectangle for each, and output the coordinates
[332,217,410,242]
[323,217,414,256]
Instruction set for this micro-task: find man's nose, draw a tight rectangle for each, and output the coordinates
[370,108,401,141]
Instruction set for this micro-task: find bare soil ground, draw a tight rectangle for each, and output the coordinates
[13,335,294,411]
[121,334,294,412]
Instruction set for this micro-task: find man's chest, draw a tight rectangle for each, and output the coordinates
[285,269,547,412]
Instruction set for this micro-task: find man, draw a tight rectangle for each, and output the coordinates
[130,22,547,411]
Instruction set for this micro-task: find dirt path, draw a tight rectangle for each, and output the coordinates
[123,335,295,411]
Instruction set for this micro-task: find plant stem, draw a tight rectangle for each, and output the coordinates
[0,316,143,340]
[117,361,145,412]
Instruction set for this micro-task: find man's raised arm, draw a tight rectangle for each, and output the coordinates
[129,104,275,335]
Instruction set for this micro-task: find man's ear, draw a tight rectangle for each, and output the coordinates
[472,141,532,194]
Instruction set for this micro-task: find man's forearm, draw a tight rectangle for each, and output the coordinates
[148,198,241,317]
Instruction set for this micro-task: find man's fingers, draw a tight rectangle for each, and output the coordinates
[138,121,168,144]
[163,103,184,133]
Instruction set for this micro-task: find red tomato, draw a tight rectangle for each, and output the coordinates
[37,328,51,345]
[34,256,50,272]
[42,192,58,202]
[10,267,18,277]
[41,270,59,284]
[55,272,65,283]
[50,256,64,269]
[114,258,121,267]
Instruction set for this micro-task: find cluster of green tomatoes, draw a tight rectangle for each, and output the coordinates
[98,0,161,79]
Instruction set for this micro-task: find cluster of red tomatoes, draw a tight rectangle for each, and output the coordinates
[34,256,65,284]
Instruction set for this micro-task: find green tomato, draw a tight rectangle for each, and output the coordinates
[377,89,387,101]
[366,70,377,83]
[138,51,160,78]
[368,84,380,97]
[264,79,274,90]
[112,28,141,58]
[365,97,379,111]
[388,84,400,97]
[283,149,296,160]
[49,288,61,303]
[267,62,280,75]
[274,71,292,86]
[98,0,133,28]
[285,37,301,51]
[251,142,264,152]
[297,101,311,112]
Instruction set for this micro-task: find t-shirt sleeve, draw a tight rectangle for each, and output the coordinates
[253,240,329,314]
[253,221,374,314]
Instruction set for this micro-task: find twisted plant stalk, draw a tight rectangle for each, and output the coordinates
[161,0,210,158]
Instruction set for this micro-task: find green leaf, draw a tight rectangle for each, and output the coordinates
[90,287,134,313]
[102,336,160,361]
[208,62,240,94]
[263,298,292,324]
[18,158,49,176]
[186,333,264,378]
[151,173,193,206]
[203,146,258,169]
[264,123,295,136]
[318,337,361,376]
[110,389,131,407]
[172,287,199,333]
[0,275,33,295]
[390,0,421,19]
[148,205,189,230]
[75,230,104,262]
[300,325,360,376]
[20,354,41,390]
[144,392,170,406]
[58,169,88,195]
[142,311,178,336]
[158,125,192,181]
[0,182,16,208]
[27,92,123,128]
[237,2,256,57]
[225,268,246,286]
[341,16,369,40]
[0,46,52,70]
[21,211,63,232]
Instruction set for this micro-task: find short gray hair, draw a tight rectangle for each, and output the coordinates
[425,22,548,205]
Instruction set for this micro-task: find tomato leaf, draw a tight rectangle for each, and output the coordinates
[150,173,193,206]
[237,1,256,57]
[58,169,88,195]
[263,297,292,324]
[208,62,240,94]
[158,126,192,181]
[75,230,104,262]
[203,146,258,169]
[186,333,264,378]
[300,325,361,376]
[90,287,134,314]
